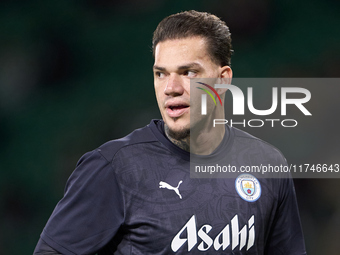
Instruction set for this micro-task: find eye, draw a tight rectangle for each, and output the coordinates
[184,70,197,78]
[155,71,165,78]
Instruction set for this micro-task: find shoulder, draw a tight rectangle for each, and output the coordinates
[94,123,159,163]
[72,120,165,179]
[229,126,288,165]
[65,123,160,193]
[232,126,286,157]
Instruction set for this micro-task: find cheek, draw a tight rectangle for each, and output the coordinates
[154,86,162,97]
[154,86,164,106]
[154,79,165,91]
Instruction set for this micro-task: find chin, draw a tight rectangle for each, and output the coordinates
[168,126,190,140]
[165,119,190,140]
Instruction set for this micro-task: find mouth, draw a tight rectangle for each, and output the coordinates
[166,103,189,118]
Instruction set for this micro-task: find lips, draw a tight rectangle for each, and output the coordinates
[165,101,189,118]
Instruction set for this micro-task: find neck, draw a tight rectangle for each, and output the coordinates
[164,125,190,152]
[191,123,225,155]
[164,114,226,155]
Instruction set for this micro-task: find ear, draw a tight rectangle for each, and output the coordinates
[216,66,233,95]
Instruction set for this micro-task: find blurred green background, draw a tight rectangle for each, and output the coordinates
[0,0,339,254]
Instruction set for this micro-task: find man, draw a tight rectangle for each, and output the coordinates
[34,10,306,254]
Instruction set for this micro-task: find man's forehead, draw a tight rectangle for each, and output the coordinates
[153,37,212,69]
[154,37,207,54]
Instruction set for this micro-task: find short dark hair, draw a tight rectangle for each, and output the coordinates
[152,10,233,66]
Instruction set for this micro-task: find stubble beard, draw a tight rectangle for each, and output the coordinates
[164,123,190,152]
[166,124,190,140]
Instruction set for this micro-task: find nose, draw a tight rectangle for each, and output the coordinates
[164,74,184,96]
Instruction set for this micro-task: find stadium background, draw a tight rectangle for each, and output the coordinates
[0,0,339,254]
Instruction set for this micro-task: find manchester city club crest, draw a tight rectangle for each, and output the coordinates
[235,174,261,202]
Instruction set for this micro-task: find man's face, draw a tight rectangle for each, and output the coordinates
[153,36,230,139]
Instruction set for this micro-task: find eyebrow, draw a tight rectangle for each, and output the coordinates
[153,62,203,71]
